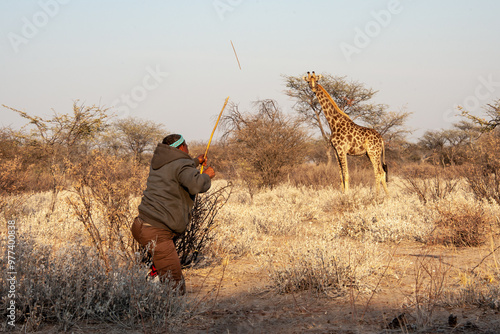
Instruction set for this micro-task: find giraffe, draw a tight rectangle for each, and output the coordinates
[303,71,389,195]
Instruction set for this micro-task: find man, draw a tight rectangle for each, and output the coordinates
[131,134,215,293]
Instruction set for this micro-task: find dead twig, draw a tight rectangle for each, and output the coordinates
[361,243,399,320]
[470,244,500,274]
[214,257,229,306]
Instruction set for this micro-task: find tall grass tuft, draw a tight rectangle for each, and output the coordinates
[266,238,381,297]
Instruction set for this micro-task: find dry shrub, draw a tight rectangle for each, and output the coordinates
[326,188,377,215]
[220,100,309,192]
[400,164,460,204]
[0,156,30,218]
[288,163,339,188]
[268,247,356,296]
[175,182,232,267]
[466,164,500,205]
[0,156,26,195]
[463,132,500,205]
[428,203,491,247]
[442,278,500,311]
[402,254,452,329]
[266,238,380,296]
[336,190,435,243]
[0,235,186,332]
[0,154,65,195]
[65,151,147,266]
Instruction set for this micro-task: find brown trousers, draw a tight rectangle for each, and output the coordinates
[131,217,185,293]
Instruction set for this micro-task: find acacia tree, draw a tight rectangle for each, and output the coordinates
[4,102,108,156]
[2,102,109,211]
[453,100,500,203]
[417,122,478,167]
[461,99,500,132]
[105,117,165,162]
[221,99,308,196]
[284,73,412,164]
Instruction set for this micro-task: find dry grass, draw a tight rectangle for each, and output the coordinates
[0,192,190,333]
[2,172,500,332]
[288,161,374,189]
[209,177,500,331]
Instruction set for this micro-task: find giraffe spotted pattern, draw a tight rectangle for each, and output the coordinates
[303,71,389,195]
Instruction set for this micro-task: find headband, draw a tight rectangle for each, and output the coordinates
[169,135,185,148]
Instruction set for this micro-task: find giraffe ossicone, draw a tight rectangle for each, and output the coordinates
[304,71,389,195]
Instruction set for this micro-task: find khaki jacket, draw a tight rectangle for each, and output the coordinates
[138,143,211,233]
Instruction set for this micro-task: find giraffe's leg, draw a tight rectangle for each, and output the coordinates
[378,157,389,195]
[337,153,349,193]
[368,152,389,196]
[371,159,381,196]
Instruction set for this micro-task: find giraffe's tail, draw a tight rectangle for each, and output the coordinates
[383,163,388,183]
[382,141,388,183]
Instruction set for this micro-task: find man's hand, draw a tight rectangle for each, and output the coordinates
[202,166,215,179]
[196,154,207,166]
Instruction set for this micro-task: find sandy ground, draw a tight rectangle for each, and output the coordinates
[177,241,500,334]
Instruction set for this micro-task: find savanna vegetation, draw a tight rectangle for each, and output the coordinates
[1,75,500,333]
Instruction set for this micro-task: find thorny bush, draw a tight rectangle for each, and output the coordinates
[428,203,491,247]
[65,151,147,267]
[175,182,232,267]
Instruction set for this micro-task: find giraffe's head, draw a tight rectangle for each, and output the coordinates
[303,71,322,92]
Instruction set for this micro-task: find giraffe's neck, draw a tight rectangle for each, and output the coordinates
[314,84,351,129]
[316,84,350,118]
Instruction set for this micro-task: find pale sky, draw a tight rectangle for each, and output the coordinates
[1,0,499,142]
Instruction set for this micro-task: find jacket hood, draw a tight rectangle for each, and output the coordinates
[151,143,191,170]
